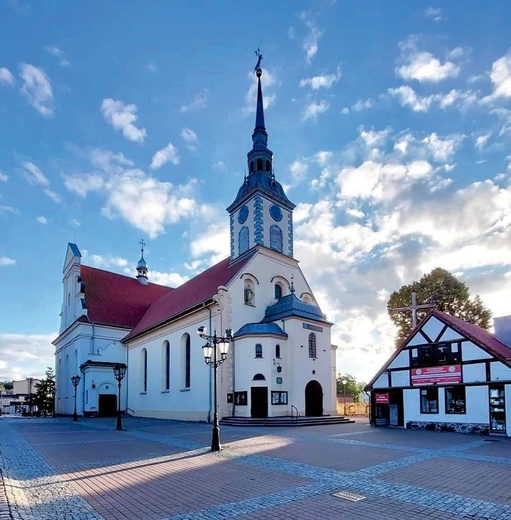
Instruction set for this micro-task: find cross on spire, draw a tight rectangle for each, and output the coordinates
[139,239,146,255]
[390,291,435,329]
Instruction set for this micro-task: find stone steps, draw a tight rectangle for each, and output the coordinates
[220,415,355,427]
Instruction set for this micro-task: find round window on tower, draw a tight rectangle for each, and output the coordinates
[238,205,249,224]
[269,204,282,222]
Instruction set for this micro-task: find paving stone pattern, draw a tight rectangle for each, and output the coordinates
[0,416,510,519]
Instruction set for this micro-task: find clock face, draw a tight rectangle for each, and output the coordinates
[270,204,282,222]
[238,205,248,224]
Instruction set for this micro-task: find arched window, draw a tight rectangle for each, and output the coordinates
[266,159,271,172]
[163,341,170,391]
[182,334,191,389]
[239,226,249,254]
[250,161,254,172]
[256,158,263,170]
[270,225,283,253]
[274,284,282,299]
[255,343,263,358]
[141,348,148,392]
[253,373,266,381]
[308,333,317,359]
[275,344,281,359]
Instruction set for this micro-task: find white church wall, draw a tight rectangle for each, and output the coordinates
[127,327,211,421]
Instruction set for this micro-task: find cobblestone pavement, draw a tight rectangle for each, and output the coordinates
[0,416,510,519]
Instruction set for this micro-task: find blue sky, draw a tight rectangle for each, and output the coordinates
[2,1,511,383]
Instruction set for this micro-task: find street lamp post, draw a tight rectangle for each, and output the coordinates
[197,326,232,451]
[342,379,347,416]
[51,386,56,418]
[71,375,81,422]
[113,364,127,431]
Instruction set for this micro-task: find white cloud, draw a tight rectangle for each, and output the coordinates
[150,143,180,170]
[89,148,134,170]
[396,38,460,82]
[45,45,70,67]
[424,7,443,21]
[19,64,54,116]
[352,99,373,111]
[181,128,198,151]
[487,53,511,99]
[20,161,50,186]
[0,204,17,214]
[180,89,208,112]
[0,67,14,86]
[299,68,341,90]
[299,13,323,63]
[0,257,15,266]
[44,189,62,204]
[475,133,491,151]
[64,173,105,197]
[150,270,188,287]
[421,132,464,162]
[302,100,329,121]
[101,98,147,142]
[0,333,56,381]
[388,85,476,112]
[0,171,8,182]
[36,216,47,224]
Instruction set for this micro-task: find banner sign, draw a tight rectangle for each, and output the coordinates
[411,365,461,386]
[375,393,389,404]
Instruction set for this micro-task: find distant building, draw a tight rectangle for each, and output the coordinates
[365,310,511,436]
[53,61,337,422]
[13,378,40,395]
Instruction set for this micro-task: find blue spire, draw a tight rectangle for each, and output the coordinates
[254,71,266,133]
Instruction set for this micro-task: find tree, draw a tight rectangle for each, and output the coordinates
[336,373,365,403]
[387,267,492,345]
[34,367,56,417]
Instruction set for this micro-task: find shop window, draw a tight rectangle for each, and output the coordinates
[445,387,466,414]
[308,333,317,358]
[271,391,288,405]
[255,344,263,358]
[420,388,438,414]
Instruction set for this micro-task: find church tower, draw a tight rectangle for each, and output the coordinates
[227,53,295,262]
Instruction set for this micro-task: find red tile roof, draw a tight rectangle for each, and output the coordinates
[125,254,253,340]
[80,265,173,329]
[431,309,511,361]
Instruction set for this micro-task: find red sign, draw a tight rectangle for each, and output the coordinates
[411,365,461,386]
[375,393,389,404]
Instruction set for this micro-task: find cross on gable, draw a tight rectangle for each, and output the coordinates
[390,291,435,329]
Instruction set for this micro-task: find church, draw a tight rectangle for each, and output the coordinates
[53,60,338,422]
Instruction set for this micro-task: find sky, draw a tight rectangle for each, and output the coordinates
[1,1,511,385]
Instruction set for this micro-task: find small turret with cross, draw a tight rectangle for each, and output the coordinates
[136,239,148,285]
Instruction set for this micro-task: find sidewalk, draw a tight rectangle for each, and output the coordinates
[0,415,510,519]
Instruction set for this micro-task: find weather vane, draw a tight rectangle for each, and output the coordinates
[254,48,263,75]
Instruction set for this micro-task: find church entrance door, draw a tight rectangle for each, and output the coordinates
[305,380,323,417]
[251,387,268,418]
[98,394,117,416]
